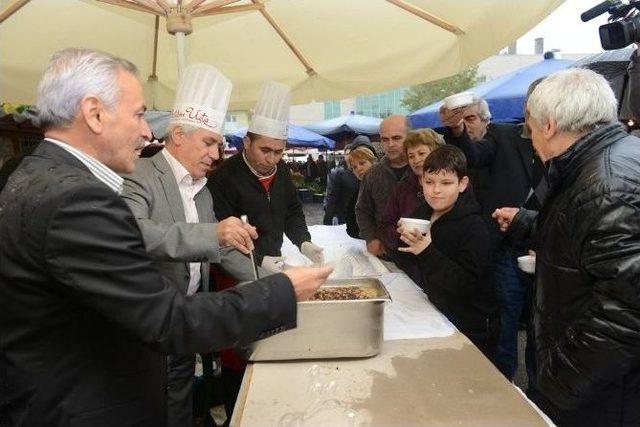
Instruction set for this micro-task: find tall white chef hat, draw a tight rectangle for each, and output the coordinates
[248,81,290,140]
[169,63,232,135]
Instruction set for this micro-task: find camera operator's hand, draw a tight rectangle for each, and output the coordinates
[439,105,465,136]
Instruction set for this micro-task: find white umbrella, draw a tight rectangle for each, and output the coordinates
[0,0,564,109]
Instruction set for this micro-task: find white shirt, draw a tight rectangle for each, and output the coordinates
[162,149,208,295]
[45,138,124,194]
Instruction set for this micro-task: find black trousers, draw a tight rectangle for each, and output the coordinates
[463,314,500,368]
[167,354,196,427]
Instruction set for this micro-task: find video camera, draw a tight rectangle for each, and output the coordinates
[582,0,640,50]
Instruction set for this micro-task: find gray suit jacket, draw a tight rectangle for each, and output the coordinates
[121,150,256,294]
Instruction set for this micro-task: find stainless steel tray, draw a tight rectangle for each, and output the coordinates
[245,277,391,361]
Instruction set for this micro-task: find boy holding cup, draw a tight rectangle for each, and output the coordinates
[398,146,498,362]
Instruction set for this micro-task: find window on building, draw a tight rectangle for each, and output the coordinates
[324,101,341,119]
[355,88,409,118]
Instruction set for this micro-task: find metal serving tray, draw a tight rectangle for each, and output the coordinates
[246,277,391,361]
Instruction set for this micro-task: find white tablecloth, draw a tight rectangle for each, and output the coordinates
[282,224,455,340]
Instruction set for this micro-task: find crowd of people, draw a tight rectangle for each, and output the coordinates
[321,68,640,427]
[1,46,640,427]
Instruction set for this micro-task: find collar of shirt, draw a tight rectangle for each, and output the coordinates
[242,150,277,179]
[162,149,207,195]
[45,138,124,194]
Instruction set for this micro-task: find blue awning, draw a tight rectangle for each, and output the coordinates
[225,125,335,150]
[303,114,382,136]
[409,58,575,129]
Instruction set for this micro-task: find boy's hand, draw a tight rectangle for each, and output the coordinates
[398,229,432,255]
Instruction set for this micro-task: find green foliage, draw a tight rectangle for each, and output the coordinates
[291,175,325,194]
[0,102,31,115]
[305,180,325,195]
[292,175,305,189]
[401,66,486,112]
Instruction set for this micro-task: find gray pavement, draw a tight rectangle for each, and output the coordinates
[302,201,325,226]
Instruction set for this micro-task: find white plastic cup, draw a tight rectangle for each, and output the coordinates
[443,92,474,110]
[517,255,536,274]
[399,217,431,234]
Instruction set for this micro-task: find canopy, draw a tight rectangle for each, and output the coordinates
[409,57,575,128]
[0,0,564,110]
[304,114,382,136]
[226,126,335,150]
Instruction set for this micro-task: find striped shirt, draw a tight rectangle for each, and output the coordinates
[45,138,124,194]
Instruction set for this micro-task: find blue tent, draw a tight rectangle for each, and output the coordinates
[409,58,575,129]
[303,114,382,136]
[225,125,335,150]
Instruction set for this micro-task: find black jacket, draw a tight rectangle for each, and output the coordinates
[346,183,360,239]
[208,153,311,263]
[323,164,358,224]
[411,190,496,335]
[0,142,297,427]
[444,123,545,248]
[512,125,640,423]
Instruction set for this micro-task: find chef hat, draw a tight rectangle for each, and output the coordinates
[169,63,232,135]
[248,81,290,140]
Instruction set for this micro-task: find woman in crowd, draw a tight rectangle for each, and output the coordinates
[345,141,377,239]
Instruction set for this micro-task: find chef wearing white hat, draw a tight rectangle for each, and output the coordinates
[121,63,262,427]
[209,81,325,272]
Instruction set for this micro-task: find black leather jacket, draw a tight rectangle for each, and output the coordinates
[511,124,640,418]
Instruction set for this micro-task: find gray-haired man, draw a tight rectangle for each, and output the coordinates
[121,63,262,427]
[495,68,640,426]
[440,92,545,385]
[0,48,331,426]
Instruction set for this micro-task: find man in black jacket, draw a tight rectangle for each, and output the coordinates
[0,48,331,427]
[323,155,358,226]
[209,82,324,272]
[494,68,640,426]
[440,94,544,385]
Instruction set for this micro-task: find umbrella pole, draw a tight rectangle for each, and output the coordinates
[175,32,188,78]
[167,8,193,78]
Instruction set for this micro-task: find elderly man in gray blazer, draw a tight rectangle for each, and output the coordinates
[121,64,260,427]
